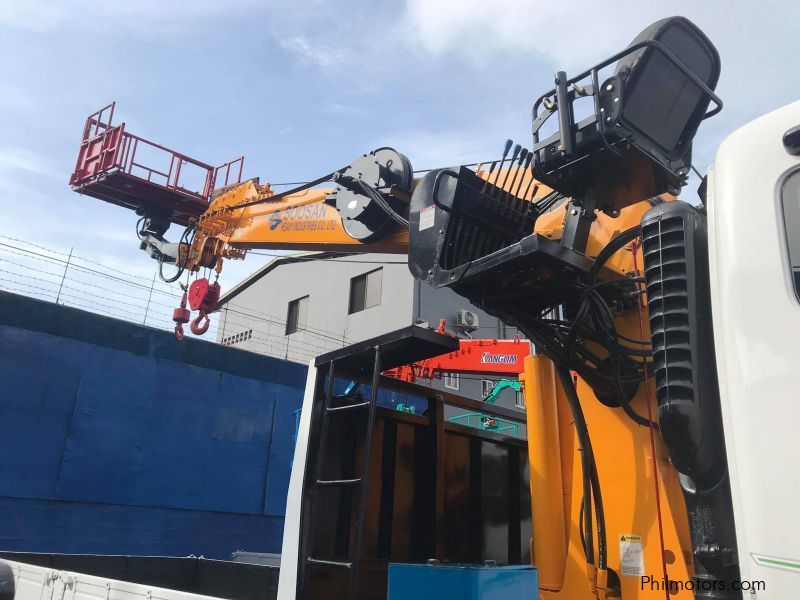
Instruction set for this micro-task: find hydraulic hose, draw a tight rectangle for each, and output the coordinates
[158,224,196,283]
[356,180,410,228]
[589,225,641,283]
[587,225,659,428]
[228,169,347,211]
[556,365,607,571]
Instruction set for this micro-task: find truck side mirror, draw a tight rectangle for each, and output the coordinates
[784,125,800,156]
[0,561,15,600]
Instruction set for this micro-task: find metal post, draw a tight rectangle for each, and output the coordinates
[298,362,337,598]
[143,271,156,325]
[220,307,229,340]
[555,71,575,156]
[431,393,445,559]
[55,248,73,305]
[349,346,382,600]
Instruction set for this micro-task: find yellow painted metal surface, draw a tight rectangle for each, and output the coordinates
[182,178,408,270]
[539,371,694,600]
[518,211,695,599]
[522,355,567,591]
[521,356,692,600]
[474,164,554,203]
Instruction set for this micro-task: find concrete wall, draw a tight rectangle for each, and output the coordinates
[217,254,414,364]
[0,291,307,559]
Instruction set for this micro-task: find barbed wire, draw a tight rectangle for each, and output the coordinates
[220,305,352,345]
[0,234,179,289]
[0,277,152,323]
[0,240,357,345]
[0,237,359,357]
[0,248,212,337]
[218,314,346,355]
[0,242,176,297]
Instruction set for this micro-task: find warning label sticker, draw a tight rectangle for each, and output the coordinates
[419,205,435,231]
[619,534,645,576]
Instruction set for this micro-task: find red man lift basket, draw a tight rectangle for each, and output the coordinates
[69,103,244,226]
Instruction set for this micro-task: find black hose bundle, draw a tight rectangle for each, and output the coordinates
[513,225,656,427]
[356,180,410,228]
[507,225,659,576]
[556,365,607,571]
[158,224,196,283]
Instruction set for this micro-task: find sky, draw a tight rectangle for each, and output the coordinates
[1,0,798,336]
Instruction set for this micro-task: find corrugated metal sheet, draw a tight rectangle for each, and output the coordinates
[0,291,307,559]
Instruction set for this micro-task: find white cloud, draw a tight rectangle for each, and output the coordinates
[0,1,62,33]
[377,128,494,171]
[278,35,376,94]
[280,36,348,72]
[400,0,800,170]
[400,1,794,69]
[402,0,630,67]
[0,148,52,177]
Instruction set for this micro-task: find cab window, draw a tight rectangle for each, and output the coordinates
[781,170,800,300]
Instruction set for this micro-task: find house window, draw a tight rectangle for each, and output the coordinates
[515,390,525,409]
[444,372,459,391]
[286,295,309,335]
[481,379,495,399]
[349,268,383,314]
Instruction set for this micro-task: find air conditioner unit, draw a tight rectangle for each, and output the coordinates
[456,309,479,332]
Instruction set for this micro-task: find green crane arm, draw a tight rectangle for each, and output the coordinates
[483,379,521,404]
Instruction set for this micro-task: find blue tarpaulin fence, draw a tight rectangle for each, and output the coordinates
[0,291,307,559]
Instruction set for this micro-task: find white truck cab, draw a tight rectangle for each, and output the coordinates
[709,100,800,598]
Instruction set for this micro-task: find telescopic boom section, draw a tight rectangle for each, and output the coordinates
[187,171,410,272]
[68,106,553,278]
[70,108,416,275]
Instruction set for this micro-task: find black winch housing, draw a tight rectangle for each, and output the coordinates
[408,166,619,320]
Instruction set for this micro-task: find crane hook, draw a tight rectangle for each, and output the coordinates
[172,288,190,341]
[190,311,211,336]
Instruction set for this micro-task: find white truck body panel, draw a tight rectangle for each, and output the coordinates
[708,100,800,598]
[276,363,317,600]
[8,561,219,600]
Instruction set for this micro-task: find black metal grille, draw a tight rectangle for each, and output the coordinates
[640,202,742,599]
[641,213,694,407]
[438,168,534,271]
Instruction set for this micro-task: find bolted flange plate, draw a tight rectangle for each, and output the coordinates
[329,147,413,241]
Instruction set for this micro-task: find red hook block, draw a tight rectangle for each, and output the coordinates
[173,290,191,341]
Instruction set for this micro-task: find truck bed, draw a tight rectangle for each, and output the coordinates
[3,554,278,600]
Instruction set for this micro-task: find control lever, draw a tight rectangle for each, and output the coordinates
[505,148,528,203]
[491,139,514,192]
[497,144,522,197]
[481,161,498,195]
[514,152,534,199]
